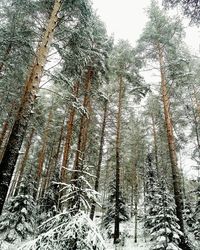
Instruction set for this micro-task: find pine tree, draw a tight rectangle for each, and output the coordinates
[137,3,192,248]
[0,0,93,214]
[102,179,129,239]
[108,39,147,244]
[193,185,200,241]
[149,182,184,250]
[0,181,36,244]
[163,0,200,23]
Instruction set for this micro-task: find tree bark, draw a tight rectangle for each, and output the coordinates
[36,109,53,199]
[13,127,35,196]
[0,102,17,161]
[133,164,138,243]
[0,0,62,214]
[157,43,191,250]
[40,137,56,197]
[61,83,79,184]
[114,75,123,244]
[90,99,108,220]
[70,68,93,213]
[49,116,66,210]
[151,113,159,177]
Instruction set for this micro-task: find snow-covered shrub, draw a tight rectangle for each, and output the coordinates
[0,192,36,244]
[18,165,105,250]
[183,200,195,231]
[18,211,106,249]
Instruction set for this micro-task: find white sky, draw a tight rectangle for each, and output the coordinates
[92,0,200,54]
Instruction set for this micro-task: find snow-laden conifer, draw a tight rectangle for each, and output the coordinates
[0,182,36,244]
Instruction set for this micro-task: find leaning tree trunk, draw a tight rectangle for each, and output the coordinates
[157,43,192,250]
[114,75,123,244]
[0,0,62,214]
[0,101,17,161]
[12,127,35,197]
[90,99,108,220]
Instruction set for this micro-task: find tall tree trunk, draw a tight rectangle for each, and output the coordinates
[151,113,159,177]
[157,43,191,250]
[0,102,17,161]
[11,128,35,197]
[43,143,56,193]
[90,99,108,220]
[188,87,200,155]
[0,121,9,161]
[47,117,65,207]
[70,68,93,213]
[61,83,79,184]
[36,109,53,199]
[133,164,138,243]
[130,184,134,218]
[0,0,62,214]
[114,75,123,244]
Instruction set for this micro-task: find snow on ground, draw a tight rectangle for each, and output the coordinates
[0,216,151,250]
[104,219,151,250]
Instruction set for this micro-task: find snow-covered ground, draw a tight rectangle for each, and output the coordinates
[104,219,152,250]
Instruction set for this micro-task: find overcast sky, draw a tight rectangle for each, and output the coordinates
[92,0,199,178]
[92,0,200,54]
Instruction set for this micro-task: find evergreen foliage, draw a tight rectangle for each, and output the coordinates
[193,185,200,240]
[163,0,200,23]
[0,0,199,249]
[0,183,36,244]
[102,179,129,238]
[147,181,183,250]
[19,211,106,250]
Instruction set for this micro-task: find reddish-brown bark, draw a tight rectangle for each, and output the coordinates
[0,0,62,214]
[61,83,79,184]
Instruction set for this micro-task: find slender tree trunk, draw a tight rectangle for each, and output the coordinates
[151,113,159,177]
[61,83,79,184]
[132,162,138,243]
[0,102,16,161]
[114,75,123,244]
[188,88,200,155]
[134,191,138,243]
[11,128,35,196]
[36,109,53,199]
[42,138,56,194]
[70,68,93,214]
[90,99,108,220]
[47,117,65,208]
[0,121,9,161]
[72,69,93,179]
[0,0,62,214]
[157,43,191,250]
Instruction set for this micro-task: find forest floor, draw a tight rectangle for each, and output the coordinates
[104,219,152,250]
